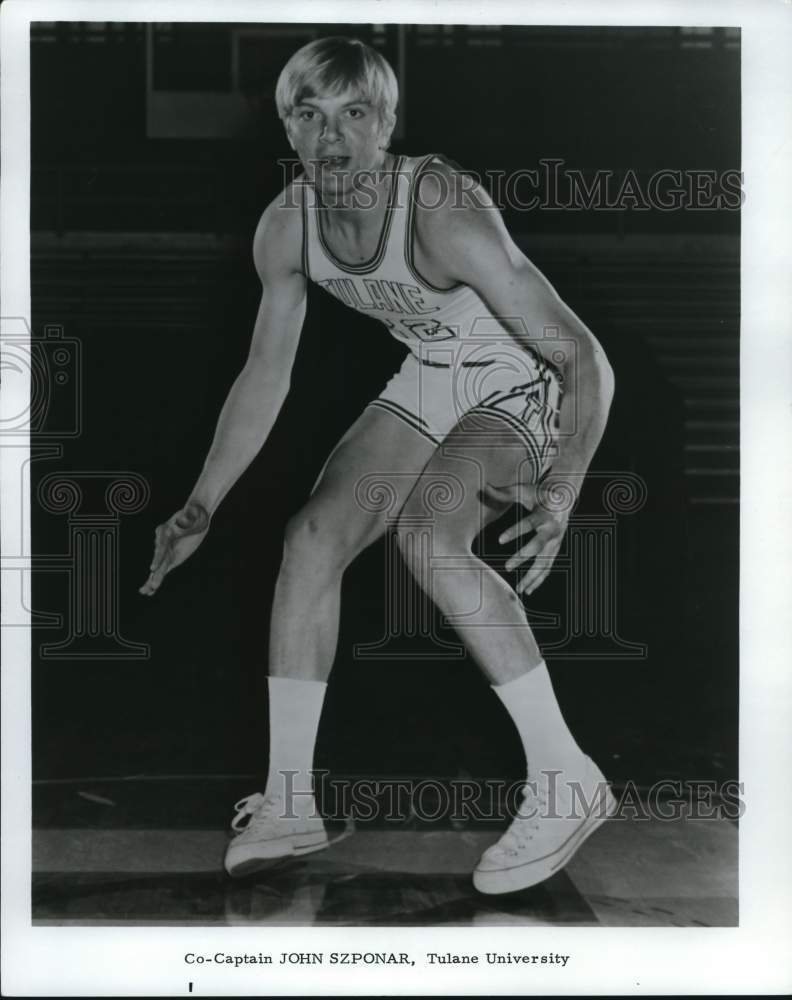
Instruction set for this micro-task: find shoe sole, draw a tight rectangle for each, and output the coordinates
[225,831,330,879]
[472,787,618,895]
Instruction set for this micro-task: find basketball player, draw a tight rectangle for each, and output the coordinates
[140,37,617,895]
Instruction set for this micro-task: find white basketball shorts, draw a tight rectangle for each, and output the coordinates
[367,348,564,483]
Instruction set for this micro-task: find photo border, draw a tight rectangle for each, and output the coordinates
[2,0,791,995]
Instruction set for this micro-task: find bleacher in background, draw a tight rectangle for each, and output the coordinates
[537,238,739,507]
[31,231,739,508]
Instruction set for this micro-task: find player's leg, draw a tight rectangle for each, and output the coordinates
[226,404,436,875]
[396,409,548,685]
[395,409,615,894]
[270,403,437,682]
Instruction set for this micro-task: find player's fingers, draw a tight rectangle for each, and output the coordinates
[522,564,554,596]
[498,515,536,545]
[145,527,173,586]
[516,542,559,594]
[500,511,560,545]
[504,536,543,571]
[139,562,165,596]
[150,523,173,572]
[146,551,173,593]
[516,563,546,595]
[141,516,191,595]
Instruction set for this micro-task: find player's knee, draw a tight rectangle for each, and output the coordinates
[395,514,474,567]
[283,504,369,571]
[283,507,338,564]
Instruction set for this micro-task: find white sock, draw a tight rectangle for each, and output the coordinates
[265,676,327,814]
[492,661,585,780]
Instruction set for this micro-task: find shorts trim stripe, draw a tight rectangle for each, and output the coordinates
[540,374,562,466]
[371,397,430,430]
[469,405,545,480]
[533,380,552,467]
[367,400,438,445]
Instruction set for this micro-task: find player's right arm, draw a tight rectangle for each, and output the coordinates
[187,197,306,516]
[139,193,306,596]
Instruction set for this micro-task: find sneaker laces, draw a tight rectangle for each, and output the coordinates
[231,792,279,833]
[498,782,549,851]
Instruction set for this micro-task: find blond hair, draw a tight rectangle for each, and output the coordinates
[275,37,398,124]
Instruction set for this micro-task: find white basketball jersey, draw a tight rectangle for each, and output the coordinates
[300,153,541,370]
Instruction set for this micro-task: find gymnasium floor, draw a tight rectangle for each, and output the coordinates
[32,779,737,927]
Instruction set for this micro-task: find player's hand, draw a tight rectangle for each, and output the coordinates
[139,501,211,597]
[482,478,576,597]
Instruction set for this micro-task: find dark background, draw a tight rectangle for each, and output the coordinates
[30,23,739,799]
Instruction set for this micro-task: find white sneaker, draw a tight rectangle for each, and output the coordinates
[473,756,617,895]
[223,792,329,878]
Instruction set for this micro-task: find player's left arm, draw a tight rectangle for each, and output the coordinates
[418,168,616,593]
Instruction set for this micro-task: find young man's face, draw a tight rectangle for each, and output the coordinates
[285,87,392,198]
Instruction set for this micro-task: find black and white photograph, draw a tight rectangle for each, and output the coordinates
[2,0,791,996]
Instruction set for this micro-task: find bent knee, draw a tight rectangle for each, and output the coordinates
[395,511,476,564]
[283,503,378,571]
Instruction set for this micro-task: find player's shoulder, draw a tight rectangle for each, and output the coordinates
[252,181,306,279]
[412,153,496,214]
[411,153,501,244]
